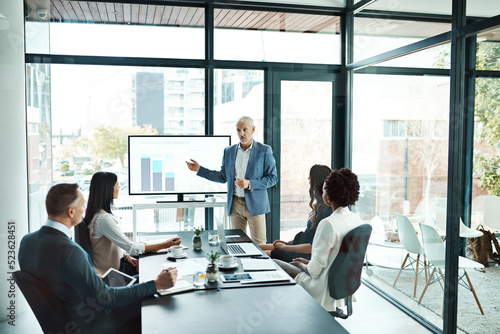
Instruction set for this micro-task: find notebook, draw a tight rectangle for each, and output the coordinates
[157,279,195,296]
[240,258,277,271]
[216,217,263,257]
[239,271,291,284]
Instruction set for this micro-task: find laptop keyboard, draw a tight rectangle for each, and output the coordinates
[228,244,245,255]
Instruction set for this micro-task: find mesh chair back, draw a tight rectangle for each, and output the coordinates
[328,224,372,300]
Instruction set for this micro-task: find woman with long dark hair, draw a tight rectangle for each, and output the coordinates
[84,172,180,275]
[274,168,362,311]
[259,164,332,262]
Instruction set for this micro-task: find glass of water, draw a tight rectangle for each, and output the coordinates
[208,231,219,246]
[193,271,206,287]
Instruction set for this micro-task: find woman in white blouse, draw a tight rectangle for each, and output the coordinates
[274,168,362,311]
[84,172,181,275]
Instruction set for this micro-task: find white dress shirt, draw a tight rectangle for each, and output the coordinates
[295,206,363,311]
[45,219,71,238]
[234,142,253,197]
[92,212,145,256]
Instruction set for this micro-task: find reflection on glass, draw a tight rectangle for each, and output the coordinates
[353,17,450,62]
[25,2,205,58]
[213,69,264,143]
[280,81,332,240]
[361,0,452,16]
[476,40,500,71]
[377,43,451,69]
[473,77,500,228]
[215,9,340,64]
[352,73,450,328]
[26,64,206,232]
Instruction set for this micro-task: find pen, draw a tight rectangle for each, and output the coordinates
[250,256,269,259]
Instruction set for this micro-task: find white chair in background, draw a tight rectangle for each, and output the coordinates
[483,195,500,232]
[418,223,484,315]
[435,212,483,261]
[393,213,428,298]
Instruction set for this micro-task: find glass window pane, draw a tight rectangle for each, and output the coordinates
[473,77,500,227]
[213,69,264,143]
[363,0,452,16]
[280,80,332,240]
[352,73,450,330]
[244,0,345,7]
[26,63,206,232]
[25,2,205,58]
[375,43,451,69]
[468,1,500,18]
[353,17,450,63]
[215,9,340,64]
[476,38,500,70]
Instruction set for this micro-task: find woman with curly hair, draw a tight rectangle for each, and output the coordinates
[274,168,362,311]
[259,164,332,262]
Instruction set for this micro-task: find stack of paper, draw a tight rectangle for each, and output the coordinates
[240,258,277,271]
[158,279,195,295]
[240,271,291,284]
[162,259,207,277]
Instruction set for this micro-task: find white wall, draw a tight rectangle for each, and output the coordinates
[0,0,28,323]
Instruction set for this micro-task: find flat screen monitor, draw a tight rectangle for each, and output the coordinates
[128,135,231,196]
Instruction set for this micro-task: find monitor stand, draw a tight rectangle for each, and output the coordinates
[156,194,206,203]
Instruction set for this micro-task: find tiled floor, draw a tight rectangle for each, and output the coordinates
[340,284,434,334]
[1,282,436,334]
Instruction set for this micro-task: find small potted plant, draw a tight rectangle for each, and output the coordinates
[192,226,204,250]
[206,250,220,282]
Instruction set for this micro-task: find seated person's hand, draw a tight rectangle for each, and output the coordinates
[155,267,178,290]
[272,240,287,247]
[291,257,309,273]
[292,257,309,264]
[165,237,181,248]
[274,241,287,250]
[125,254,138,267]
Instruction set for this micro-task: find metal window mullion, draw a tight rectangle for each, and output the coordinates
[443,0,467,333]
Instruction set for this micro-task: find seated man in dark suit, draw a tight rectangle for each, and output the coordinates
[19,183,178,333]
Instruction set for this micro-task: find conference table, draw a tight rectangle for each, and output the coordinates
[139,230,348,333]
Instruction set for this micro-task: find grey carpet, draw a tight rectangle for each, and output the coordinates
[369,264,500,334]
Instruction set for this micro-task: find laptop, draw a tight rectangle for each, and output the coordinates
[216,217,263,257]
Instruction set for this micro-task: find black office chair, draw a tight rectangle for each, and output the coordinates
[13,270,72,333]
[75,218,94,264]
[328,224,372,319]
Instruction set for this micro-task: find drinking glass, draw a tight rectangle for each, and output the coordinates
[208,232,219,246]
[193,271,206,287]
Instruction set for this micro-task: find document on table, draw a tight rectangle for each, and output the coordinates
[240,271,291,284]
[240,258,277,271]
[157,278,195,296]
[162,258,208,277]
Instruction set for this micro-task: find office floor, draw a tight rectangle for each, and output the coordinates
[340,284,434,334]
[1,283,434,334]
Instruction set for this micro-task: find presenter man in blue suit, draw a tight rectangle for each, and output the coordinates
[186,116,278,244]
[19,183,178,333]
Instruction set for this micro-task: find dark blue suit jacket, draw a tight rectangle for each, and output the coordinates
[19,226,157,333]
[197,141,278,215]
